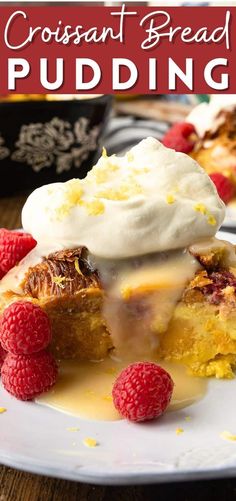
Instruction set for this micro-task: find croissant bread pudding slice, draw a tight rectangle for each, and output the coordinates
[190,108,236,177]
[1,237,236,379]
[1,137,236,380]
[187,95,236,205]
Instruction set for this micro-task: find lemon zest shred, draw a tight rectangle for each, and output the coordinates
[208,215,216,226]
[85,200,105,216]
[166,194,175,204]
[52,179,83,221]
[52,276,67,288]
[194,203,207,215]
[83,437,98,448]
[97,178,143,202]
[102,395,113,402]
[131,167,150,175]
[176,427,184,435]
[102,146,107,158]
[194,203,217,226]
[126,152,134,162]
[220,430,236,442]
[74,258,83,276]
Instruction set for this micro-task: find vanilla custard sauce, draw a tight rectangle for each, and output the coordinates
[190,237,236,267]
[96,249,201,356]
[37,357,207,421]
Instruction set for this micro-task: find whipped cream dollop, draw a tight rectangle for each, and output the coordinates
[22,137,225,259]
[186,94,236,138]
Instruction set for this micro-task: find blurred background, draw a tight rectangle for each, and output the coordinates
[0,93,207,196]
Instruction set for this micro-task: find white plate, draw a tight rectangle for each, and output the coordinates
[1,230,236,485]
[223,207,236,229]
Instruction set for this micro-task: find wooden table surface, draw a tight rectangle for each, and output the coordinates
[1,194,236,501]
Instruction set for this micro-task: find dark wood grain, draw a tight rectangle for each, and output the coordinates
[1,195,236,500]
[1,466,236,501]
[0,195,26,230]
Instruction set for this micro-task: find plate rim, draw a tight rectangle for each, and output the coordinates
[2,450,236,485]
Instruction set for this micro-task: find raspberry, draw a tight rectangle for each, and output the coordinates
[201,270,236,305]
[0,301,52,355]
[0,229,37,279]
[112,362,174,422]
[209,172,235,204]
[1,351,58,400]
[163,122,197,154]
[0,344,7,371]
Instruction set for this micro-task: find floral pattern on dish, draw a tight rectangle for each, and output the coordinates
[10,117,100,173]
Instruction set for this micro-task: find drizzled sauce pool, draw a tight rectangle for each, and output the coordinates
[37,357,207,421]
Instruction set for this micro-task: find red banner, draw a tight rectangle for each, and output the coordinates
[0,5,235,94]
